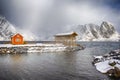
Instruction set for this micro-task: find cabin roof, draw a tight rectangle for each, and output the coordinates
[55,32,78,37]
[11,33,23,38]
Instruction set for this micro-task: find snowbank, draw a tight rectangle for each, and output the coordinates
[95,60,120,73]
[93,49,120,77]
[28,46,67,53]
[0,43,65,47]
[0,43,68,53]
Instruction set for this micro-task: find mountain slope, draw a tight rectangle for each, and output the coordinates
[100,21,116,38]
[0,16,38,41]
[68,21,120,41]
[0,16,16,40]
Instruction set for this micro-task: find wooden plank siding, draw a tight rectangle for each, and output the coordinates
[54,32,78,47]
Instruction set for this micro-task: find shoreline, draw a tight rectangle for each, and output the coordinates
[0,43,84,54]
[92,49,120,78]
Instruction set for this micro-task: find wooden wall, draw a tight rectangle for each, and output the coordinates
[55,35,77,47]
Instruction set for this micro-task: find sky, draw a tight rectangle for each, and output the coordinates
[0,0,120,40]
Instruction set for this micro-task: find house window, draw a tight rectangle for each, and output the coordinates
[15,38,21,42]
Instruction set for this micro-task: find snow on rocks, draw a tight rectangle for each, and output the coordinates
[92,49,120,77]
[95,60,120,73]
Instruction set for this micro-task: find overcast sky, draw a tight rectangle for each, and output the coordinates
[0,0,120,40]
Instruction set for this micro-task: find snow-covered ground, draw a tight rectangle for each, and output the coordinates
[93,49,120,77]
[0,43,68,53]
[95,59,120,73]
[0,43,65,47]
[27,46,67,53]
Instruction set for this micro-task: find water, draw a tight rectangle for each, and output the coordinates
[0,42,120,80]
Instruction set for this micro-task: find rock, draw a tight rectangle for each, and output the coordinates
[0,47,28,54]
[109,61,116,66]
[107,67,120,77]
[93,49,120,78]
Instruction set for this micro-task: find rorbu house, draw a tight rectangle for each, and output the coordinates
[54,32,78,47]
[11,33,24,45]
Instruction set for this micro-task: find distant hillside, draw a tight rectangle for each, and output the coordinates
[0,16,16,40]
[0,16,38,41]
[67,21,120,41]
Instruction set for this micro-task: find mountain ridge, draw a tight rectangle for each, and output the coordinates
[0,16,119,41]
[0,16,38,41]
[67,21,120,41]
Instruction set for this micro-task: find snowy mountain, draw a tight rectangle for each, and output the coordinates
[0,15,119,41]
[68,21,120,41]
[0,16,37,41]
[0,16,16,40]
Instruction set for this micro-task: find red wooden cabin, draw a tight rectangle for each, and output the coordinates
[11,33,24,45]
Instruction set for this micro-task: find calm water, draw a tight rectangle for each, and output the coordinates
[0,42,120,80]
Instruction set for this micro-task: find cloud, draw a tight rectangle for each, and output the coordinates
[10,0,53,28]
[54,0,120,30]
[2,0,120,40]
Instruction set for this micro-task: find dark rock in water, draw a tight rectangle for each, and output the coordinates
[92,56,104,64]
[0,47,28,54]
[65,45,85,52]
[109,50,120,56]
[109,61,116,66]
[77,44,85,50]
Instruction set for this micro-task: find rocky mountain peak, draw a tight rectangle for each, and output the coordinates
[0,16,16,40]
[0,16,38,41]
[100,21,115,38]
[67,21,120,41]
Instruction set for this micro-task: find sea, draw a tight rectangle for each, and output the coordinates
[0,42,120,80]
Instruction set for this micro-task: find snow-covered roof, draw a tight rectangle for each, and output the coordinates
[55,32,78,36]
[11,33,23,38]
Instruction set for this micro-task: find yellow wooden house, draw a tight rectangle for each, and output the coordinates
[54,32,78,47]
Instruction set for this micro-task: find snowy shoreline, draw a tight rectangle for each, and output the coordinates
[92,49,120,77]
[0,43,84,53]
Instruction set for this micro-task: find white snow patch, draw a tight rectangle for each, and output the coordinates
[55,31,76,36]
[28,46,67,53]
[95,59,120,73]
[93,56,103,59]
